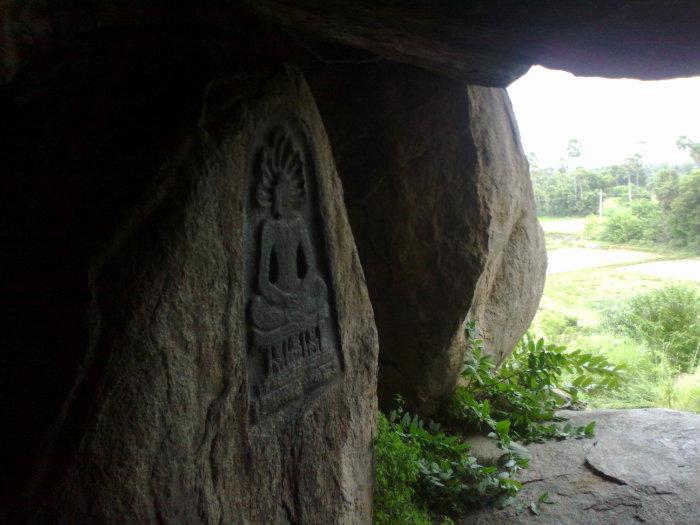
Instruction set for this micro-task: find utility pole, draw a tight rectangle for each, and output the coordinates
[599,189,604,218]
[628,175,632,203]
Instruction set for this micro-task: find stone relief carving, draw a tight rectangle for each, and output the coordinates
[245,124,341,422]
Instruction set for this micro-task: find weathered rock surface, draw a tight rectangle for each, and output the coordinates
[244,1,700,84]
[464,409,700,525]
[463,88,547,367]
[4,1,700,88]
[308,63,545,413]
[1,55,377,523]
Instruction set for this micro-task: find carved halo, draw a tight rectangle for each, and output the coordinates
[255,127,306,210]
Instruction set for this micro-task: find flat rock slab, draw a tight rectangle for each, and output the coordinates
[462,409,700,525]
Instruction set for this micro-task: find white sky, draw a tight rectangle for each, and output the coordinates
[507,66,700,169]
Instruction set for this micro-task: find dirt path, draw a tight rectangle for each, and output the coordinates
[546,247,659,275]
[539,217,585,234]
[616,257,700,282]
[547,246,700,282]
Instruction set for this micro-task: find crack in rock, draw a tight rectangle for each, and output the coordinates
[639,485,676,496]
[585,497,642,512]
[584,458,627,486]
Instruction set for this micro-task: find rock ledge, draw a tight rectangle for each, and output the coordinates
[464,409,700,525]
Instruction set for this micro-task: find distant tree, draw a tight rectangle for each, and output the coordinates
[653,170,680,212]
[585,169,616,190]
[597,164,629,186]
[567,138,582,196]
[526,152,538,170]
[624,153,644,201]
[625,154,643,181]
[669,171,700,247]
[676,135,700,166]
[566,138,581,159]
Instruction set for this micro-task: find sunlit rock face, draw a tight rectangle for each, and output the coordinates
[1,45,377,522]
[308,63,545,415]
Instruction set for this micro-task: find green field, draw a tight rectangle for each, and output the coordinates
[533,221,700,413]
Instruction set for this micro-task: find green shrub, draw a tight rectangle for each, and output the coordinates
[373,401,524,523]
[605,284,700,371]
[372,324,622,523]
[373,413,430,525]
[599,207,641,243]
[449,326,623,443]
[583,214,603,240]
[653,170,680,212]
[597,199,663,244]
[535,310,579,338]
[571,333,672,409]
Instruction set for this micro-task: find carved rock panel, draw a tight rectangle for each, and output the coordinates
[244,121,342,422]
[19,66,377,524]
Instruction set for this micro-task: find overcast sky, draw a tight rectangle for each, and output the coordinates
[507,66,700,169]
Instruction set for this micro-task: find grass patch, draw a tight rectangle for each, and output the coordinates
[541,268,700,327]
[675,367,700,412]
[534,266,700,412]
[536,267,674,329]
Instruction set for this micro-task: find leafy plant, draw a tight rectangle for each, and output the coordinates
[448,323,623,443]
[374,325,625,523]
[373,399,527,524]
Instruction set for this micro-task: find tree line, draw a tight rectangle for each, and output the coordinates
[530,137,700,248]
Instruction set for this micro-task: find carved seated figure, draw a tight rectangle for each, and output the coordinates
[250,129,330,338]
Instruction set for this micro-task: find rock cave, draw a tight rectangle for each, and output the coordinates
[1,2,699,523]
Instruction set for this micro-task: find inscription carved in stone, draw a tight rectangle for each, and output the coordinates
[245,123,342,422]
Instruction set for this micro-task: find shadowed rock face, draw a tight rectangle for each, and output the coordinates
[308,63,545,413]
[4,1,700,87]
[0,34,377,522]
[243,0,700,84]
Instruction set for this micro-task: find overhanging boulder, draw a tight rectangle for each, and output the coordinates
[309,62,545,413]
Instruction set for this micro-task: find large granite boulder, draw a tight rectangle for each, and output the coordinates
[1,39,377,522]
[465,409,700,525]
[465,89,548,366]
[308,63,545,413]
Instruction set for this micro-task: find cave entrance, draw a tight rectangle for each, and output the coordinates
[507,66,700,413]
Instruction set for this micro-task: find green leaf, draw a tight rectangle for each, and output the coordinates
[538,492,555,504]
[584,421,596,436]
[495,419,511,436]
